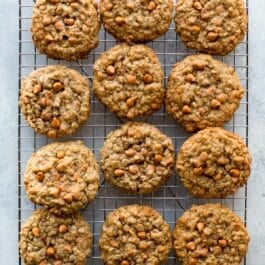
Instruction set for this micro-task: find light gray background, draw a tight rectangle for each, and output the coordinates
[0,0,264,264]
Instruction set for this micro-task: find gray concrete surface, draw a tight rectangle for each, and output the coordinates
[0,0,264,264]
[247,1,265,264]
[0,0,19,264]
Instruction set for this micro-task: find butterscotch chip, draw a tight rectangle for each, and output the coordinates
[175,0,247,55]
[176,128,252,198]
[19,65,90,138]
[106,65,115,75]
[46,247,56,257]
[52,82,64,92]
[93,44,164,120]
[99,205,172,265]
[58,224,68,233]
[173,204,249,265]
[31,0,100,60]
[19,209,92,265]
[166,54,244,132]
[24,141,99,214]
[100,122,175,194]
[100,0,173,43]
[32,227,41,237]
[115,16,125,26]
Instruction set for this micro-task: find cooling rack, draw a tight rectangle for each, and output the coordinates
[18,0,249,264]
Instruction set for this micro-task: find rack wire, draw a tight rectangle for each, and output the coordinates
[18,1,249,264]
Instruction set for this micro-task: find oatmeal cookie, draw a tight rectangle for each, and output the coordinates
[93,44,164,120]
[173,204,249,265]
[100,0,173,43]
[100,122,175,194]
[175,0,247,55]
[32,0,100,61]
[176,127,252,198]
[166,54,244,132]
[20,65,90,139]
[99,205,172,265]
[24,141,99,214]
[20,209,92,265]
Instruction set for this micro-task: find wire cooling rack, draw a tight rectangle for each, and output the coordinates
[18,1,249,264]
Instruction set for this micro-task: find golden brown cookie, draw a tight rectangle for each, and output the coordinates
[166,54,244,132]
[176,127,252,198]
[173,204,249,265]
[20,65,90,139]
[175,0,247,55]
[93,44,164,120]
[32,0,100,60]
[100,0,173,43]
[99,205,172,265]
[20,209,92,265]
[24,141,99,214]
[100,122,175,194]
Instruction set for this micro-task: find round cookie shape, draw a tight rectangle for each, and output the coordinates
[173,204,249,265]
[93,44,164,120]
[20,209,92,265]
[99,205,172,265]
[24,141,99,214]
[99,0,173,43]
[166,54,244,132]
[100,122,175,194]
[175,0,247,55]
[176,127,252,198]
[32,0,100,60]
[20,65,90,139]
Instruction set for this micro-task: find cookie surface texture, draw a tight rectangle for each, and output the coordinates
[24,141,99,214]
[175,0,247,55]
[100,122,175,194]
[176,127,251,198]
[93,44,164,120]
[99,204,172,265]
[100,0,173,43]
[32,0,100,60]
[20,209,92,265]
[166,54,244,132]
[173,204,249,265]
[20,65,90,139]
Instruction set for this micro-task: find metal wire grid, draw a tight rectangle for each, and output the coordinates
[18,1,249,264]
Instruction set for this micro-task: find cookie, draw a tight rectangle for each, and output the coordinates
[100,122,175,194]
[24,141,99,214]
[99,0,173,43]
[175,0,247,55]
[99,205,172,265]
[173,204,249,265]
[93,44,164,120]
[20,65,90,139]
[176,127,252,198]
[32,0,100,60]
[166,54,244,132]
[20,209,92,265]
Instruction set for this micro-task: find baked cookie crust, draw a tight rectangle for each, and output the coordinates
[175,0,247,55]
[20,65,90,139]
[176,127,252,198]
[166,54,244,132]
[24,141,99,214]
[32,0,100,60]
[100,0,173,43]
[173,204,249,265]
[99,205,172,265]
[93,44,164,120]
[20,209,92,265]
[100,122,175,194]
